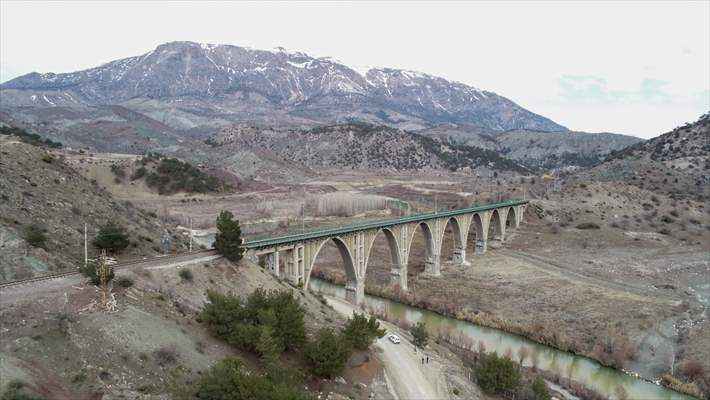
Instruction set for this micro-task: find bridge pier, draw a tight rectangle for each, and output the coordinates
[391,264,408,291]
[345,279,365,305]
[475,239,487,255]
[266,251,280,277]
[285,245,305,286]
[452,247,467,265]
[424,254,441,276]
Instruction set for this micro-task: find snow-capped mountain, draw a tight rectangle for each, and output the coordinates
[0,41,565,132]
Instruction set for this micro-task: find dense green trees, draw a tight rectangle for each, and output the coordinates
[475,352,521,395]
[410,321,429,348]
[305,313,384,378]
[200,289,306,356]
[214,210,244,262]
[134,153,227,195]
[196,358,311,400]
[342,312,385,350]
[0,126,62,149]
[532,375,551,400]
[199,286,390,397]
[93,222,130,253]
[304,328,352,378]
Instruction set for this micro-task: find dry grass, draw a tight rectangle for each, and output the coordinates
[314,192,395,217]
[661,373,704,398]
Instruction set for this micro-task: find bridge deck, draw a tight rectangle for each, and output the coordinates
[244,199,527,250]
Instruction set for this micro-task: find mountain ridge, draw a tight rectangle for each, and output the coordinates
[417,124,643,169]
[1,40,566,132]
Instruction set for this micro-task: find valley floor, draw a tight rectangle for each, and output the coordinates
[304,179,710,397]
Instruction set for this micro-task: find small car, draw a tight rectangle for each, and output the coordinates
[387,334,401,344]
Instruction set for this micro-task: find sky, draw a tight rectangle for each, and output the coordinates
[1,1,708,138]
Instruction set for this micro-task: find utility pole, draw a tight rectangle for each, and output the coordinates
[434,194,438,214]
[189,217,193,253]
[489,172,493,203]
[301,202,305,234]
[84,223,88,268]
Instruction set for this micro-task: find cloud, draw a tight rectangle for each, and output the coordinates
[693,90,710,107]
[557,75,676,105]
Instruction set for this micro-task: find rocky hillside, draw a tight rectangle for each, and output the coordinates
[583,113,709,200]
[419,124,642,169]
[204,123,529,176]
[609,113,709,162]
[0,41,565,133]
[0,134,185,282]
[0,105,187,153]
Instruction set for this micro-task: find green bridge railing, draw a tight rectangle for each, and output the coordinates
[244,199,528,250]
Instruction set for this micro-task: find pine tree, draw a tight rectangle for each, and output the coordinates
[342,312,385,350]
[305,328,352,378]
[93,222,129,253]
[532,375,551,400]
[410,321,429,348]
[214,210,244,262]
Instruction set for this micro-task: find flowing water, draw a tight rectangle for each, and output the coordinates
[310,278,696,400]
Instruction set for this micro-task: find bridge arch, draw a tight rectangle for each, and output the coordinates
[304,236,356,291]
[440,217,463,251]
[404,220,439,277]
[506,207,518,229]
[465,212,487,256]
[439,217,464,264]
[367,227,402,269]
[407,221,435,260]
[488,209,504,243]
[471,213,485,239]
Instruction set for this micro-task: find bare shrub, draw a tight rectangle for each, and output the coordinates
[153,345,178,366]
[680,359,704,381]
[661,215,675,224]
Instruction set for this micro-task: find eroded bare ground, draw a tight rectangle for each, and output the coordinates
[0,259,389,399]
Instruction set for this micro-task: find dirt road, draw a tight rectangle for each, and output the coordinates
[0,252,221,307]
[326,296,449,400]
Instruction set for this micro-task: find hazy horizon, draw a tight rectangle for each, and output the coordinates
[1,1,708,138]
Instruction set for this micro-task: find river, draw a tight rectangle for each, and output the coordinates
[310,278,695,400]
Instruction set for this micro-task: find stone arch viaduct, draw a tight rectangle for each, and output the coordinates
[246,199,528,304]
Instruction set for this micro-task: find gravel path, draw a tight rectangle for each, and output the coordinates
[326,296,449,400]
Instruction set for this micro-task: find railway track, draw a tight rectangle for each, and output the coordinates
[0,249,219,290]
